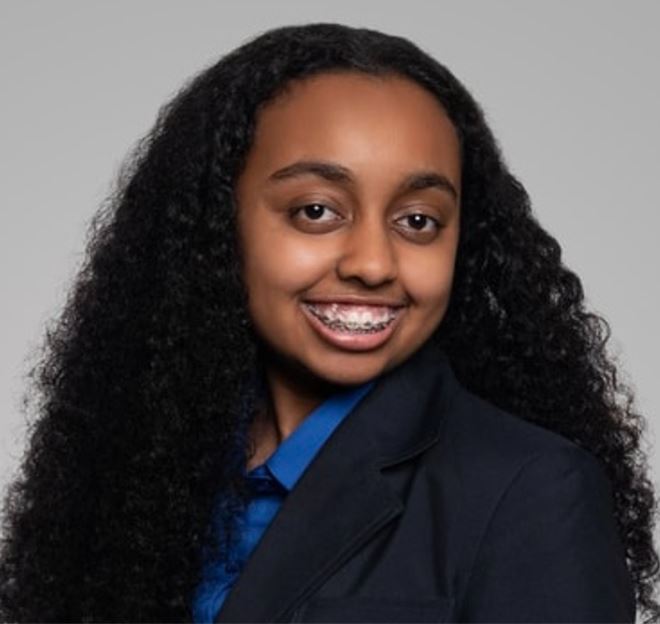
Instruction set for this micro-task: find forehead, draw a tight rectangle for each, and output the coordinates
[242,71,461,185]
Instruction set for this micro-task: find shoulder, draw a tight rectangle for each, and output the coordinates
[373,342,616,531]
[436,382,608,491]
[443,394,635,620]
[421,381,634,620]
[418,378,619,555]
[390,341,603,479]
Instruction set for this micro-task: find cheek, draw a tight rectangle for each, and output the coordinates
[400,243,457,314]
[241,225,337,303]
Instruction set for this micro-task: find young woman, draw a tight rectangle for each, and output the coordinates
[0,23,658,623]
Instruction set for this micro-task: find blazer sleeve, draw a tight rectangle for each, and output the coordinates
[460,446,636,623]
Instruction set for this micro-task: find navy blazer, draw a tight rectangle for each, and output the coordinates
[215,340,635,623]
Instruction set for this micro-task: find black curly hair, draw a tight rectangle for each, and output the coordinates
[1,22,658,623]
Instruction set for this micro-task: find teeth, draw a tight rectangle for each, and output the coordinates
[305,303,399,333]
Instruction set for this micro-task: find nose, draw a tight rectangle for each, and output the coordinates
[336,217,398,287]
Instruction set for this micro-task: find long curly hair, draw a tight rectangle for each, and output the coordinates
[1,22,657,622]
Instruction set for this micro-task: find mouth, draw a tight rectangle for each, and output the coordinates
[301,301,405,351]
[305,302,401,332]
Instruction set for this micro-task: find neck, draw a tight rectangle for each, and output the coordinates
[246,348,340,470]
[264,361,334,442]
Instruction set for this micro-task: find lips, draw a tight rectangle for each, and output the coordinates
[301,300,406,351]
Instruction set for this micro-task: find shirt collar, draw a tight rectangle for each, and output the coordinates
[248,381,375,491]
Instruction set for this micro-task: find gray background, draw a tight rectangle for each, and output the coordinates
[1,0,658,550]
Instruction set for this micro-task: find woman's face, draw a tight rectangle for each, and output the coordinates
[236,71,461,388]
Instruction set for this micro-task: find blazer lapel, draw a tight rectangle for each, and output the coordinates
[216,341,457,623]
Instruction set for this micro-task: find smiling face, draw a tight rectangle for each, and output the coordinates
[236,71,461,394]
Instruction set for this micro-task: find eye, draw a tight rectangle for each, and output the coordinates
[297,203,338,221]
[402,214,435,230]
[394,213,441,241]
[289,203,343,231]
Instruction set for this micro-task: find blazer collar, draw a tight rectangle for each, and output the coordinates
[216,340,459,623]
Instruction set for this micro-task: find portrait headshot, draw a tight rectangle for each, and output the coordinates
[0,1,659,622]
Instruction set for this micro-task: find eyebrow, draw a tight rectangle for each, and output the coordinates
[268,159,458,201]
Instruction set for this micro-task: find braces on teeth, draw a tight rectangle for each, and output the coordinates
[306,305,397,333]
[324,318,392,333]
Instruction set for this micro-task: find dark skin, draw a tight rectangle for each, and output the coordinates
[235,72,462,467]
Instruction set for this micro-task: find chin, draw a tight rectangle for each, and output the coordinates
[304,353,393,388]
[315,369,378,388]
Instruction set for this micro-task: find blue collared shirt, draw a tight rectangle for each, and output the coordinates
[193,381,374,623]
